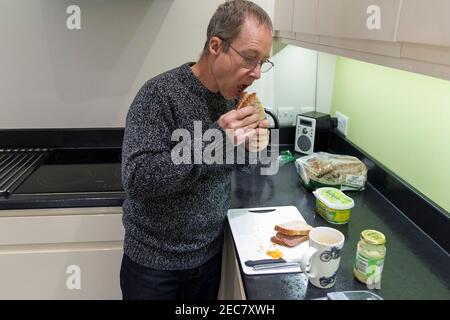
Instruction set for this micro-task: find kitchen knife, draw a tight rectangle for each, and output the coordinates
[252,262,300,271]
[245,258,301,267]
[245,258,287,267]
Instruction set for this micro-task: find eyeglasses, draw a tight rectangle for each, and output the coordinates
[220,38,274,73]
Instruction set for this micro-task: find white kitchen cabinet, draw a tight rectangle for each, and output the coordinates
[319,35,401,58]
[0,210,124,245]
[0,207,124,299]
[397,0,450,47]
[292,0,318,35]
[273,0,295,39]
[401,42,450,67]
[0,243,123,300]
[316,0,402,42]
[293,0,320,43]
[274,0,450,81]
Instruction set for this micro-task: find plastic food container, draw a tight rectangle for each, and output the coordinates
[313,187,355,224]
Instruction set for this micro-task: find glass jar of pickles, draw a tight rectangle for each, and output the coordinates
[353,230,386,288]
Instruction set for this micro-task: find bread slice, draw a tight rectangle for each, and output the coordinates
[236,92,266,120]
[271,232,308,247]
[274,220,312,236]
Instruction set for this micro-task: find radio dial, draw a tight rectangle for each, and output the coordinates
[302,128,308,134]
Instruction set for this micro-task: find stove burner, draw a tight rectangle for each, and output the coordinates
[11,149,124,195]
[36,166,96,188]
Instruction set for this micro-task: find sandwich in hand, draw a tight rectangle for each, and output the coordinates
[270,220,312,247]
[236,92,266,120]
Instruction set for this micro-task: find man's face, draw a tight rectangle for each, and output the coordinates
[212,18,273,100]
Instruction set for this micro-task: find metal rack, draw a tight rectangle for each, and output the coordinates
[0,148,49,196]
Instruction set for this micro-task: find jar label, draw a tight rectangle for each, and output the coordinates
[355,252,384,278]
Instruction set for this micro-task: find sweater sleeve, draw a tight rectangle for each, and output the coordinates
[121,88,204,199]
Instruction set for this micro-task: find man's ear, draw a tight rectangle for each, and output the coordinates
[208,36,222,56]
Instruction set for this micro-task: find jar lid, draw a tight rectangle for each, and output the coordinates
[313,187,355,210]
[361,229,386,245]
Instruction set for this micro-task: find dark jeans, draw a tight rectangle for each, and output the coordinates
[120,251,222,300]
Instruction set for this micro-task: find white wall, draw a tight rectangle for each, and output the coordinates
[0,0,225,128]
[316,52,336,114]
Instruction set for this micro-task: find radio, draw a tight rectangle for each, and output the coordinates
[295,111,334,154]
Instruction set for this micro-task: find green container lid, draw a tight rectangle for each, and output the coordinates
[313,187,355,210]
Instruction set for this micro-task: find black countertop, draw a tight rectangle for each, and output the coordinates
[229,161,450,300]
[0,141,448,300]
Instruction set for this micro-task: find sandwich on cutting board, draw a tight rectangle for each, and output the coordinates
[271,220,312,247]
[244,220,313,270]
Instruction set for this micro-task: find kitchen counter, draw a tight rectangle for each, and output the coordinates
[0,137,448,300]
[229,160,450,300]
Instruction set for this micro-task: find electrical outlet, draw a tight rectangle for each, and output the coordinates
[335,111,349,136]
[277,106,296,126]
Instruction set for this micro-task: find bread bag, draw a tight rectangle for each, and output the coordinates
[295,152,367,191]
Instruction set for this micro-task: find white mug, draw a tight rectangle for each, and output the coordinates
[299,227,345,288]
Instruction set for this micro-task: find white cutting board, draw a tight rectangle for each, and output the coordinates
[227,206,309,275]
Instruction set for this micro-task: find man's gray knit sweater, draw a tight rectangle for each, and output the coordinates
[122,62,251,270]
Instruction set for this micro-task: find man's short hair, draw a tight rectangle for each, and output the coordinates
[202,0,273,56]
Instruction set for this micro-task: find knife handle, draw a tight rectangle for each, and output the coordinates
[245,259,286,267]
[253,262,300,271]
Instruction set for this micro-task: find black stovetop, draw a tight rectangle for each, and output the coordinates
[13,148,123,195]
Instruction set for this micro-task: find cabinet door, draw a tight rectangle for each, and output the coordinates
[0,212,124,245]
[316,0,401,42]
[273,0,295,32]
[397,0,450,47]
[292,0,318,35]
[0,243,123,299]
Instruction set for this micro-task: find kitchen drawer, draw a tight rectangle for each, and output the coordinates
[317,0,401,42]
[0,208,124,245]
[0,242,122,299]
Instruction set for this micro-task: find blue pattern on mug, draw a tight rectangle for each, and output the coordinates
[319,272,337,287]
[320,246,341,262]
